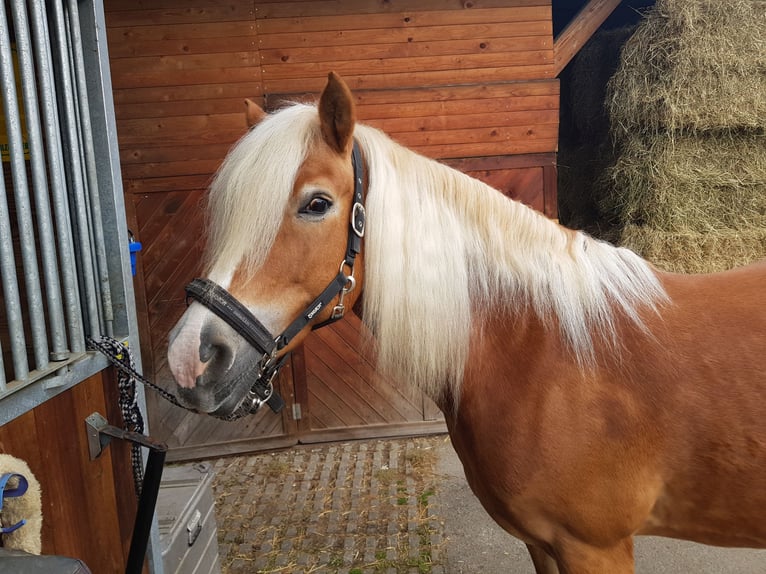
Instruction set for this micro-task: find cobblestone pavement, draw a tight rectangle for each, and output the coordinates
[209,434,766,574]
[211,435,448,574]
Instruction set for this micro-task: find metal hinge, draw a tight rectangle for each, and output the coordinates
[292,403,302,420]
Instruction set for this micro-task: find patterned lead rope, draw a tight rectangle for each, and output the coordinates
[86,336,186,496]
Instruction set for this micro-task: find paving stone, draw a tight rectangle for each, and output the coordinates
[211,436,446,573]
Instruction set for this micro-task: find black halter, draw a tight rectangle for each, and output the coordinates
[184,141,365,419]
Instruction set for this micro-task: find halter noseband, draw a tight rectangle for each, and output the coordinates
[184,141,366,420]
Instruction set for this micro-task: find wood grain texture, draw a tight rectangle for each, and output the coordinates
[553,0,621,75]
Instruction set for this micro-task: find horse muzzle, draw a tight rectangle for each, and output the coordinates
[168,299,286,420]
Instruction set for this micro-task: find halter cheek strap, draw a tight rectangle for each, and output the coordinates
[184,140,365,418]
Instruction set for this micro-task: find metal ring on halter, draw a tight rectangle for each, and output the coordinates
[245,378,273,413]
[331,260,356,320]
[339,260,356,293]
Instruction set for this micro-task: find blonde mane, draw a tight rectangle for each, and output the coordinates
[205,104,320,278]
[206,103,668,400]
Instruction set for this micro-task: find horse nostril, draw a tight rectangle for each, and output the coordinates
[199,340,217,363]
[199,321,235,371]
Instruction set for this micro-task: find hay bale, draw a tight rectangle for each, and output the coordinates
[601,133,766,231]
[620,224,766,273]
[607,0,766,135]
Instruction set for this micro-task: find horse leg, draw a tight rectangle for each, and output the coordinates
[527,543,559,574]
[555,536,634,574]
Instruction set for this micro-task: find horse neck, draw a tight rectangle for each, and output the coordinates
[357,127,665,400]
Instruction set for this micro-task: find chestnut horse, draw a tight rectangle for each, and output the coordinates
[167,73,766,573]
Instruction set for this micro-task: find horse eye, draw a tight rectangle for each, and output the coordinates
[301,196,332,215]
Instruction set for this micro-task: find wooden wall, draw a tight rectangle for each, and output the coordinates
[0,371,140,572]
[105,0,559,458]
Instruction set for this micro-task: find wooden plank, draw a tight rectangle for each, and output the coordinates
[321,319,425,413]
[105,3,254,27]
[124,175,212,194]
[553,0,621,76]
[106,0,248,12]
[259,21,551,50]
[105,0,559,457]
[261,50,552,81]
[268,82,560,116]
[255,0,549,19]
[119,143,233,165]
[298,421,447,445]
[374,109,559,135]
[168,396,285,449]
[263,65,555,93]
[69,379,125,572]
[256,6,550,31]
[33,389,91,558]
[310,326,424,421]
[305,346,387,426]
[107,31,258,59]
[113,82,263,106]
[166,434,297,462]
[122,158,221,180]
[145,240,204,327]
[106,20,256,43]
[115,97,254,120]
[359,96,559,124]
[543,162,558,219]
[111,66,259,90]
[444,152,556,172]
[144,235,205,314]
[290,346,313,434]
[259,35,552,65]
[136,190,205,279]
[110,52,258,78]
[274,362,300,437]
[415,137,559,159]
[115,112,245,141]
[305,366,368,427]
[393,122,559,147]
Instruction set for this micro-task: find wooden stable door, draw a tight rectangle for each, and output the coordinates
[290,312,445,444]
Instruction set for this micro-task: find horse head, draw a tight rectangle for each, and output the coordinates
[167,73,365,418]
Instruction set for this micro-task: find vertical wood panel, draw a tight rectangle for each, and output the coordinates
[0,372,136,572]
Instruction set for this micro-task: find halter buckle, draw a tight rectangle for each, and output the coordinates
[351,202,365,238]
[244,376,274,413]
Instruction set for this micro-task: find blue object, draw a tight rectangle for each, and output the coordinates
[128,239,142,276]
[0,472,29,534]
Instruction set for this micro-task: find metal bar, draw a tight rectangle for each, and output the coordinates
[0,0,49,371]
[126,448,166,574]
[10,0,69,361]
[0,341,5,391]
[66,0,114,338]
[0,162,27,386]
[48,0,101,337]
[27,0,85,353]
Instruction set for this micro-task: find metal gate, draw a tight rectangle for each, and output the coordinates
[0,0,139,425]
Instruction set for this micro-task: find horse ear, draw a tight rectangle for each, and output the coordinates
[318,72,356,154]
[244,98,267,127]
